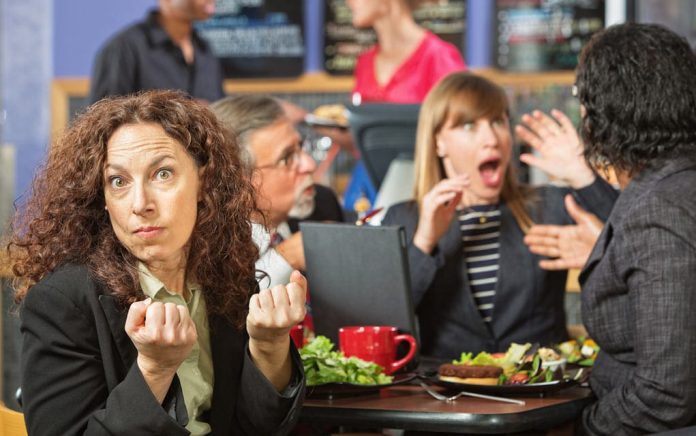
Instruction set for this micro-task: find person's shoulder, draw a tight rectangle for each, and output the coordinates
[384,200,418,220]
[357,45,378,61]
[97,16,149,53]
[355,45,378,70]
[635,163,696,216]
[422,32,461,54]
[414,32,465,74]
[25,264,102,307]
[653,162,696,197]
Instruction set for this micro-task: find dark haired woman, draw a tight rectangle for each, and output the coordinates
[573,23,696,434]
[382,72,617,358]
[9,90,305,435]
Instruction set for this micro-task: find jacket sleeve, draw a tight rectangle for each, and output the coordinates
[382,203,446,306]
[20,281,188,436]
[571,175,618,222]
[236,342,305,435]
[581,196,696,434]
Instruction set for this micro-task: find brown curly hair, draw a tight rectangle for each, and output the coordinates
[8,90,259,326]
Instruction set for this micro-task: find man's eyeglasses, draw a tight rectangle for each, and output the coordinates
[256,144,306,171]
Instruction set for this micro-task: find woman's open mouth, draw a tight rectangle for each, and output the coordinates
[478,158,503,189]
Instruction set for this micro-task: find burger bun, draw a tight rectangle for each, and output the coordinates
[438,375,499,386]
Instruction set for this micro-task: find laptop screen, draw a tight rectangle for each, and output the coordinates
[300,222,420,351]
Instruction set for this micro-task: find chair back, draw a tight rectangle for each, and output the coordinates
[348,103,420,189]
[0,403,27,436]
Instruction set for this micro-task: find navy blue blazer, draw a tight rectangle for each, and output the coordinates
[580,159,696,434]
[20,264,304,435]
[383,177,617,358]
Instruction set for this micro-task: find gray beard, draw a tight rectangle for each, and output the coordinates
[288,193,315,219]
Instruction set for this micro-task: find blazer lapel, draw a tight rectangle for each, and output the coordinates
[98,295,137,368]
[579,221,613,285]
[490,205,534,337]
[208,316,245,432]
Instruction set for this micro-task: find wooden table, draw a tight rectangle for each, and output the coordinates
[300,383,593,434]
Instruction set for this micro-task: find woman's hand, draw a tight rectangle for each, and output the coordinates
[125,299,197,403]
[523,194,604,270]
[413,175,469,254]
[515,109,595,189]
[247,270,307,390]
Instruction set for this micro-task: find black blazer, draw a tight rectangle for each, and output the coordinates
[382,178,617,358]
[20,264,304,435]
[580,160,696,435]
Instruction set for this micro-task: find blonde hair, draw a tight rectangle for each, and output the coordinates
[413,72,534,232]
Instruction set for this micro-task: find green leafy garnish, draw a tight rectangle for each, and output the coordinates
[299,336,393,386]
[453,342,532,376]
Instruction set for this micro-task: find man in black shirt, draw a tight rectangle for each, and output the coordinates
[88,0,223,104]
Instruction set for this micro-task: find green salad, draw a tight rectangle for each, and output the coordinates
[299,336,393,386]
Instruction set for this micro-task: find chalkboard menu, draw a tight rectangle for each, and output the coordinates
[324,0,466,76]
[495,0,604,71]
[195,0,304,78]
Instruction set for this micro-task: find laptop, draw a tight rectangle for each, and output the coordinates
[300,222,420,359]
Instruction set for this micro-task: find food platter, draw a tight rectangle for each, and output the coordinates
[427,374,578,396]
[423,362,587,396]
[306,373,417,399]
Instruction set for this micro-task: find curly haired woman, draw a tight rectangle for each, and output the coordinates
[574,23,696,435]
[8,90,305,435]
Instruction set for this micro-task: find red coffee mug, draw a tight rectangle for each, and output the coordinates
[289,324,304,349]
[338,326,417,374]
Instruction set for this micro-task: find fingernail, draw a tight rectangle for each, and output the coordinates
[144,298,152,305]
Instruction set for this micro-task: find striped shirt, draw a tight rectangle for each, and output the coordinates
[459,205,501,323]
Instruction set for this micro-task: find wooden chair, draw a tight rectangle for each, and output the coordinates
[0,403,27,436]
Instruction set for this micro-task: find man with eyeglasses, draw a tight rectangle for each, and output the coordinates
[211,95,341,288]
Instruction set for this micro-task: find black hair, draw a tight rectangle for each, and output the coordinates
[576,23,696,173]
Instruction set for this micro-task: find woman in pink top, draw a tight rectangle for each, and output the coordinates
[348,0,467,104]
[328,0,467,211]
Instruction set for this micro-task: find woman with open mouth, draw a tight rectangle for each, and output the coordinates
[382,72,618,359]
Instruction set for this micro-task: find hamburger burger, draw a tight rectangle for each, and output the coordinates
[438,363,502,386]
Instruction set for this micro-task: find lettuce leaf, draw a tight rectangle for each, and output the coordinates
[299,336,393,386]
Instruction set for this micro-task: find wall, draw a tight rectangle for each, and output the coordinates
[0,0,53,408]
[54,0,155,77]
[1,0,52,215]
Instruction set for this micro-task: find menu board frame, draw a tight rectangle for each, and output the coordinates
[195,0,305,78]
[494,0,605,72]
[323,0,467,76]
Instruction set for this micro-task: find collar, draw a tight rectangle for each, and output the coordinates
[143,9,208,49]
[138,262,201,303]
[610,158,696,224]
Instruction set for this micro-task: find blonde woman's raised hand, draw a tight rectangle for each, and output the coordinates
[413,175,469,255]
[515,109,595,189]
[125,299,198,403]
